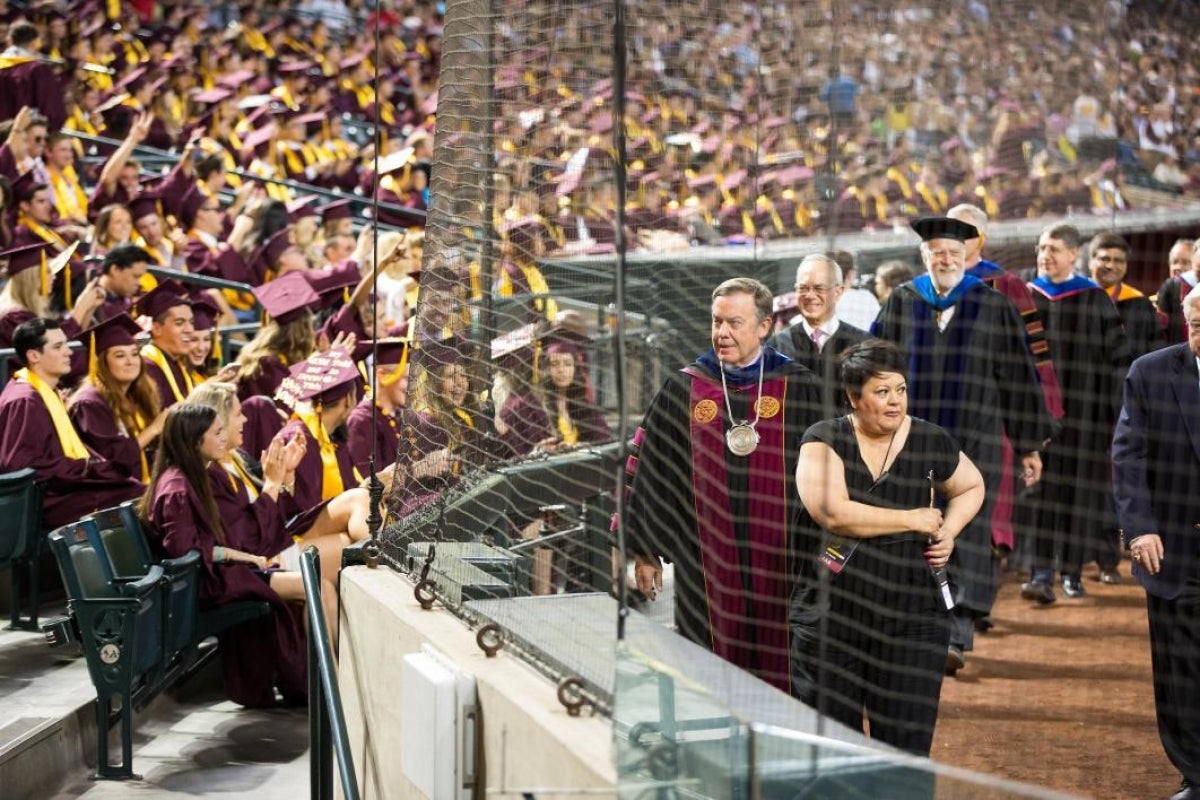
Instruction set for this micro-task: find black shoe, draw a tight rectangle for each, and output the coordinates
[1061,577,1087,598]
[1021,581,1056,605]
[1098,568,1123,585]
[945,644,965,676]
[1170,778,1197,800]
[974,615,995,633]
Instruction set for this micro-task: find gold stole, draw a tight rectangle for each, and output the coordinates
[915,182,948,214]
[141,343,195,403]
[17,213,73,307]
[129,410,150,481]
[48,166,89,220]
[223,458,259,500]
[756,196,785,234]
[974,187,1000,219]
[557,413,578,447]
[298,411,346,500]
[15,369,90,460]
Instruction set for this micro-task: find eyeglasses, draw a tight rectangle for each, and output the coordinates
[795,285,830,296]
[200,205,220,212]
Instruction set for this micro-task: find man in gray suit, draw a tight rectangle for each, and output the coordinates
[1113,285,1200,800]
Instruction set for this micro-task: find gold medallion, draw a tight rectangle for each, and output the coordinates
[756,396,781,419]
[693,399,719,424]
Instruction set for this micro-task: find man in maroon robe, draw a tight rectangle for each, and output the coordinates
[626,278,822,692]
[132,280,197,408]
[0,318,143,528]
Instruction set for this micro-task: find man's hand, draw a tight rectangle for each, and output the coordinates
[634,554,663,600]
[1020,451,1043,488]
[1129,533,1164,575]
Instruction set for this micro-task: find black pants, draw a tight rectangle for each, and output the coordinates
[1148,582,1200,786]
[791,539,951,756]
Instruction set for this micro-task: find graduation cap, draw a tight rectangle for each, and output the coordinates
[541,326,589,359]
[10,170,46,204]
[253,272,319,325]
[178,186,215,229]
[189,294,224,361]
[910,216,978,243]
[499,215,546,252]
[302,262,359,309]
[240,123,278,159]
[252,230,296,274]
[490,323,538,372]
[277,60,316,77]
[216,69,257,91]
[79,314,143,379]
[191,87,233,106]
[133,279,191,321]
[416,335,473,372]
[369,338,410,386]
[127,189,163,222]
[317,198,353,223]
[276,347,361,407]
[0,242,56,284]
[286,195,321,222]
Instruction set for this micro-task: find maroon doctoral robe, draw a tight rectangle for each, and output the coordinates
[144,467,306,708]
[0,380,143,528]
[67,385,147,481]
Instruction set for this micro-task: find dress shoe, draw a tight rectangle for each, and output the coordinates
[974,615,995,633]
[1020,581,1056,605]
[1061,576,1087,598]
[1170,778,1197,800]
[1098,568,1123,585]
[945,644,965,676]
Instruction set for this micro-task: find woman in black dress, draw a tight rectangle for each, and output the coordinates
[791,339,984,756]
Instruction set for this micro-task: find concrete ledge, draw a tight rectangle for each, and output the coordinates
[339,566,616,800]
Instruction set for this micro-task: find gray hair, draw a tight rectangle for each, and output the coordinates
[713,277,773,322]
[1184,285,1200,318]
[947,203,988,237]
[795,253,843,287]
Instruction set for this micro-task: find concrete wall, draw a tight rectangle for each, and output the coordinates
[337,566,617,800]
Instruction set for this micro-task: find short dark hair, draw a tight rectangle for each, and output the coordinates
[102,243,153,274]
[839,339,908,399]
[1042,222,1082,251]
[194,154,225,181]
[12,317,62,367]
[9,22,39,48]
[1089,232,1129,258]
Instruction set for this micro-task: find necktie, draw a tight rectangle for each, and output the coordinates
[812,328,826,353]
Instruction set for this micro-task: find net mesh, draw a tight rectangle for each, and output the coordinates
[390,0,1200,795]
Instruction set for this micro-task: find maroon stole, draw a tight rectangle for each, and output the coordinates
[687,371,792,692]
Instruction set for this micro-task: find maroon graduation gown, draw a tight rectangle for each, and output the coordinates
[0,380,143,528]
[345,397,417,478]
[67,385,146,480]
[141,345,195,408]
[279,418,358,513]
[235,355,292,402]
[144,467,306,707]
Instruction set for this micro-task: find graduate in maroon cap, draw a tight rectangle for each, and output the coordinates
[67,313,166,481]
[233,273,320,401]
[489,324,551,462]
[0,22,67,130]
[0,317,144,529]
[0,240,104,350]
[538,327,612,448]
[133,279,197,408]
[345,338,431,482]
[138,403,308,708]
[179,186,257,286]
[187,294,223,382]
[274,347,365,513]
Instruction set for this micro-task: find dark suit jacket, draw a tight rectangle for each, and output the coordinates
[1112,342,1200,599]
[770,320,869,412]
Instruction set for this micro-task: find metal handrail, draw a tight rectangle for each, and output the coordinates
[62,130,427,226]
[300,547,360,800]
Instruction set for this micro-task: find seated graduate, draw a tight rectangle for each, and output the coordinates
[186,296,223,384]
[538,327,612,449]
[131,280,199,408]
[187,381,370,586]
[490,324,552,461]
[0,317,143,528]
[67,314,167,481]
[234,272,319,401]
[0,241,104,349]
[345,338,436,481]
[137,403,310,709]
[275,347,367,513]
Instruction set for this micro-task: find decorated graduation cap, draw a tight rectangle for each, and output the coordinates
[910,216,978,243]
[79,313,142,378]
[133,279,191,321]
[276,347,361,408]
[490,323,539,374]
[317,198,353,223]
[253,271,319,326]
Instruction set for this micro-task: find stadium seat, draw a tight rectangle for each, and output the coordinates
[0,468,46,630]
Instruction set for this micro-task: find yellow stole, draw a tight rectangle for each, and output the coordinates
[141,343,195,403]
[915,182,948,214]
[557,413,578,447]
[223,458,259,500]
[17,213,73,307]
[125,409,150,481]
[974,187,1000,220]
[48,165,89,221]
[298,411,359,499]
[16,369,90,460]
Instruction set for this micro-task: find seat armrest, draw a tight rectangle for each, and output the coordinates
[115,565,165,599]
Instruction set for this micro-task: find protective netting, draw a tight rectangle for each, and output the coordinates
[397,0,1200,796]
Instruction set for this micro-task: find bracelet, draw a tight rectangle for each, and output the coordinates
[214,546,223,563]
